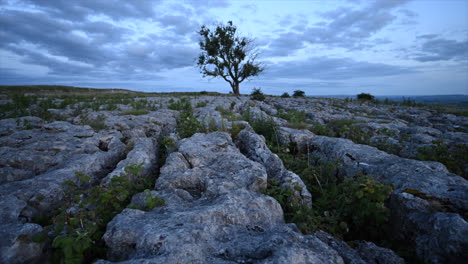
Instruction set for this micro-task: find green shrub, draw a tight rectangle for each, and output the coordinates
[417,140,467,179]
[121,109,149,116]
[293,90,305,97]
[267,141,393,241]
[244,111,279,145]
[250,88,265,101]
[277,109,309,129]
[81,114,107,131]
[47,164,162,263]
[158,136,177,164]
[195,101,208,108]
[168,98,191,111]
[281,92,290,98]
[176,99,204,138]
[357,93,374,100]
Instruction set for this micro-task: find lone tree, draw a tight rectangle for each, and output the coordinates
[197,21,264,95]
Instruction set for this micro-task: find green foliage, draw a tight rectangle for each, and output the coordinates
[48,164,160,263]
[293,90,305,97]
[244,109,279,145]
[250,88,266,101]
[52,232,93,264]
[121,109,150,116]
[312,174,393,240]
[261,179,294,209]
[281,92,290,98]
[309,119,370,144]
[195,101,208,108]
[417,140,468,179]
[158,136,177,164]
[198,21,264,95]
[215,106,232,116]
[81,114,107,131]
[0,94,34,118]
[168,98,192,111]
[177,107,204,139]
[267,143,393,242]
[230,122,243,138]
[357,93,375,101]
[144,189,165,210]
[277,109,309,129]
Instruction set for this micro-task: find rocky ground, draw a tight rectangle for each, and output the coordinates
[0,90,466,264]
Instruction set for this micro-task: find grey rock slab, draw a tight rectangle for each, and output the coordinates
[277,126,315,152]
[235,129,312,209]
[353,241,404,264]
[0,222,44,264]
[315,230,366,264]
[0,117,44,136]
[102,137,158,186]
[102,132,343,263]
[0,131,126,263]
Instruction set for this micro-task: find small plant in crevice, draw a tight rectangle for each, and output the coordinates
[81,114,107,131]
[121,109,149,116]
[177,106,205,139]
[144,189,165,210]
[243,108,280,146]
[277,109,309,130]
[168,97,192,111]
[195,101,208,108]
[158,136,177,164]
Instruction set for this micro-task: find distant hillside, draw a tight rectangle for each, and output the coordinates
[0,85,227,97]
[0,85,141,96]
[317,94,468,106]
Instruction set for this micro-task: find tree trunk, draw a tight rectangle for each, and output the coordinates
[232,82,240,95]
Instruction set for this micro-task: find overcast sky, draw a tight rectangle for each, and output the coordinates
[1,0,467,95]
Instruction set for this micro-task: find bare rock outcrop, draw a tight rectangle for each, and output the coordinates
[102,132,343,263]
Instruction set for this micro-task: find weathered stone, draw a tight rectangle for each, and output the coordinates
[315,231,366,264]
[277,126,315,152]
[235,129,312,209]
[102,132,343,263]
[102,136,158,186]
[353,241,404,264]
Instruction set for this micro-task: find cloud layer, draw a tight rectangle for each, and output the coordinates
[0,0,466,95]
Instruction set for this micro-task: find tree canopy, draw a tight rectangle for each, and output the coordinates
[197,21,264,95]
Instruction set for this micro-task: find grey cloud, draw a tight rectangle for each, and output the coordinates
[267,0,411,56]
[416,34,438,39]
[185,0,230,9]
[412,38,468,62]
[265,56,415,80]
[0,0,202,83]
[398,9,417,18]
[0,10,124,65]
[23,0,159,21]
[265,32,305,56]
[158,15,200,36]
